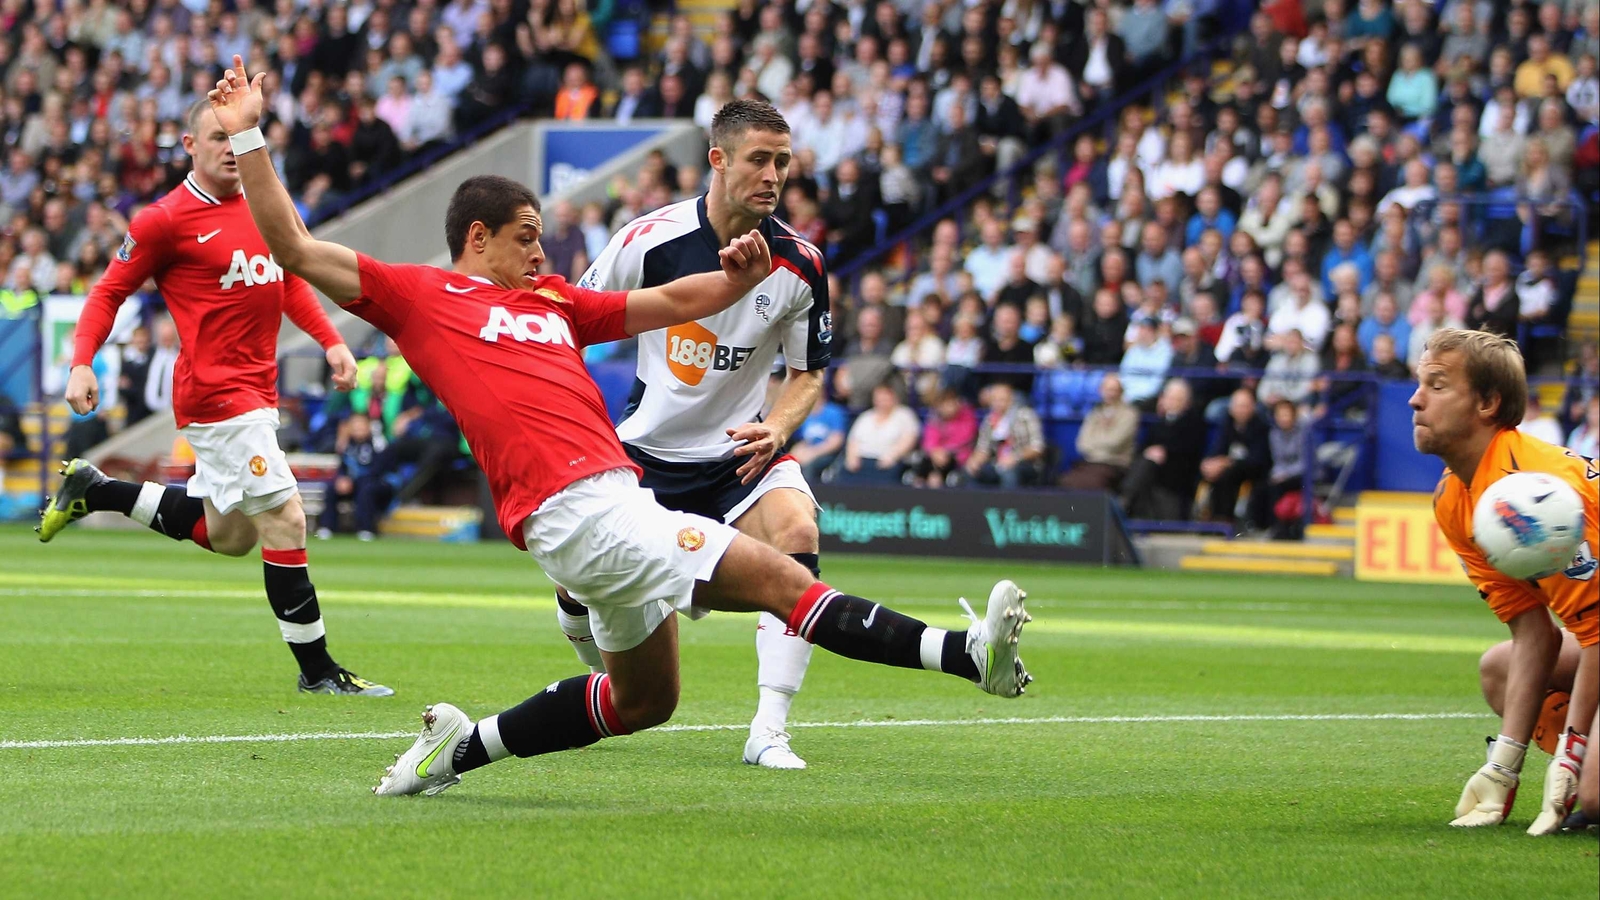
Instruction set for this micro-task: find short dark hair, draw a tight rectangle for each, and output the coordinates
[445,175,540,261]
[709,99,790,152]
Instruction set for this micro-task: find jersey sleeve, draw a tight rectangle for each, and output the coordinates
[281,274,344,349]
[1434,477,1547,626]
[73,204,174,367]
[560,279,631,347]
[577,226,646,292]
[347,252,420,336]
[781,259,832,372]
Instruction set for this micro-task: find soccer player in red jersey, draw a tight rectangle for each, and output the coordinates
[37,101,391,698]
[208,57,1031,796]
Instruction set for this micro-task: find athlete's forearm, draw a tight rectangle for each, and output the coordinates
[1566,644,1599,734]
[71,287,121,367]
[282,278,343,349]
[232,140,313,269]
[1502,610,1563,743]
[624,271,752,335]
[766,369,824,443]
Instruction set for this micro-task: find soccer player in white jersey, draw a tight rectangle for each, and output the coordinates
[558,101,832,769]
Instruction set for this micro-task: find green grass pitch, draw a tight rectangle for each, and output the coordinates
[1,525,1595,897]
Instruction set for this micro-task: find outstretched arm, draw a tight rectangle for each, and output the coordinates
[622,230,772,335]
[210,56,363,305]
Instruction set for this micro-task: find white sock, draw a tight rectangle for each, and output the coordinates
[920,627,950,672]
[556,600,606,673]
[476,713,510,762]
[753,612,813,733]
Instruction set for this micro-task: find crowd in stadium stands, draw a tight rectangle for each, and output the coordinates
[2,0,1597,534]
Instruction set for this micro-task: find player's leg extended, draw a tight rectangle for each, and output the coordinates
[694,535,1032,697]
[555,585,606,672]
[377,604,682,796]
[253,493,392,697]
[731,486,820,770]
[38,459,227,548]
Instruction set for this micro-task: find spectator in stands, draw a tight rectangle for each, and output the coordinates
[1015,42,1078,143]
[1369,333,1410,380]
[1312,322,1370,420]
[1065,6,1128,104]
[929,101,986,203]
[995,253,1043,313]
[840,379,920,485]
[1135,222,1183,291]
[908,243,959,309]
[1267,269,1332,352]
[1080,287,1130,367]
[1357,293,1410,361]
[1060,373,1138,492]
[1518,392,1567,447]
[1259,329,1320,409]
[1200,388,1272,531]
[1265,399,1307,539]
[984,304,1037,394]
[822,157,881,266]
[118,325,153,428]
[1466,250,1518,337]
[1119,0,1172,77]
[1168,317,1216,372]
[1120,378,1207,520]
[1033,314,1082,368]
[144,317,179,418]
[1120,316,1173,410]
[0,386,26,463]
[791,393,848,484]
[1319,219,1373,300]
[892,307,945,400]
[315,412,390,542]
[1568,396,1600,459]
[840,305,895,413]
[402,70,454,152]
[963,219,1012,302]
[913,388,978,489]
[540,200,588,283]
[962,381,1047,490]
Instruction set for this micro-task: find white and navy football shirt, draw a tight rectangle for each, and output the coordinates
[579,196,831,463]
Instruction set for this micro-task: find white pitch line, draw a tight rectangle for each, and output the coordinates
[0,712,1491,750]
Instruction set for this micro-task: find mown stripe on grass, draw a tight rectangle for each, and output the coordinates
[0,711,1492,750]
[1,576,1497,654]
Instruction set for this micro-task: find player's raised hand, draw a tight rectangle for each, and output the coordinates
[1527,728,1586,835]
[207,54,265,135]
[326,343,359,392]
[718,229,772,292]
[65,365,99,415]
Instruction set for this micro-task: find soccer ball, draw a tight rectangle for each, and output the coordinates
[1472,472,1585,581]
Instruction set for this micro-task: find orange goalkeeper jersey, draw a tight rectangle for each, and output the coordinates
[1433,428,1599,647]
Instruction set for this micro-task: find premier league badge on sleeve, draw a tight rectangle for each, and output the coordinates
[818,311,832,344]
[116,232,137,263]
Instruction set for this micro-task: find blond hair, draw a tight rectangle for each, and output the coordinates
[1425,328,1527,427]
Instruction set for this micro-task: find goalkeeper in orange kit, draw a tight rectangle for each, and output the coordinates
[1410,329,1598,834]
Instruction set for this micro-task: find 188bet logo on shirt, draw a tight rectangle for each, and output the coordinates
[666,322,754,386]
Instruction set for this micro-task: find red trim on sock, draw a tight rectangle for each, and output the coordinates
[595,674,629,737]
[190,515,212,551]
[786,581,833,637]
[262,548,308,567]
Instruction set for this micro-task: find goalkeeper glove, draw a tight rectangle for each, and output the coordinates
[1527,728,1587,836]
[1450,735,1525,827]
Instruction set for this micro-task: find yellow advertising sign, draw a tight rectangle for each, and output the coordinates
[1355,498,1471,585]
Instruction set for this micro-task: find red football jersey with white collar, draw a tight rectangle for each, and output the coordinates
[74,173,342,427]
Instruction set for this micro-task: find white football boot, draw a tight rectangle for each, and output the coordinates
[743,729,807,770]
[373,703,472,797]
[959,580,1033,698]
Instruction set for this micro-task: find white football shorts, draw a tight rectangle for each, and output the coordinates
[181,407,298,517]
[723,456,817,524]
[523,467,738,653]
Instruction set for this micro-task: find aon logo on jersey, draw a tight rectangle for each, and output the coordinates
[479,306,575,347]
[219,250,285,289]
[666,322,754,386]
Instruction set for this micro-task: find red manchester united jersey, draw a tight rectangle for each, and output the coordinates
[74,173,343,428]
[346,254,638,548]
